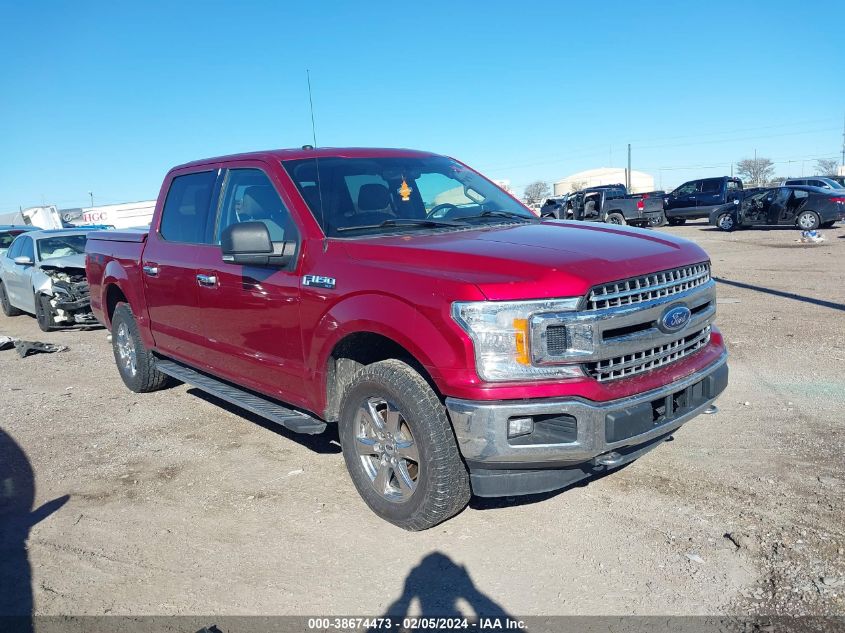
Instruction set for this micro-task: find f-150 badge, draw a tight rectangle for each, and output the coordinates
[302,275,336,289]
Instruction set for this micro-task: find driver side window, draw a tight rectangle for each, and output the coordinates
[215,169,298,245]
[19,236,34,261]
[675,182,700,196]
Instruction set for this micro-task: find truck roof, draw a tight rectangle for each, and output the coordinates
[174,147,440,170]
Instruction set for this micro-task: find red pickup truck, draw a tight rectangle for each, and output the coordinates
[86,147,727,530]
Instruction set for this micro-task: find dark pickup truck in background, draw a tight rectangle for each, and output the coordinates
[664,177,744,225]
[572,185,665,227]
[85,147,727,530]
[541,184,665,227]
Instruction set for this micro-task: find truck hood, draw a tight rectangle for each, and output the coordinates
[38,254,86,271]
[341,222,710,300]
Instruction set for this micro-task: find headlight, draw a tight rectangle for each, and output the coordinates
[452,298,583,382]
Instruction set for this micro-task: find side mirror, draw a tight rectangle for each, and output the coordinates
[221,221,296,267]
[14,256,33,266]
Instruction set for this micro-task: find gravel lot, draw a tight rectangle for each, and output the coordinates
[1,221,843,617]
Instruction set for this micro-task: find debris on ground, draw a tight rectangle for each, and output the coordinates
[799,230,825,244]
[0,336,69,357]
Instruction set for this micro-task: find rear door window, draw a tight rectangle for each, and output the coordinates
[700,179,721,194]
[159,171,218,244]
[726,180,740,192]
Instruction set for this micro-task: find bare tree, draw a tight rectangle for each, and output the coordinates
[736,157,775,186]
[569,180,588,192]
[523,181,551,205]
[815,158,839,177]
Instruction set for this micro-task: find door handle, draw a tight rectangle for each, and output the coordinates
[142,264,159,276]
[196,274,217,287]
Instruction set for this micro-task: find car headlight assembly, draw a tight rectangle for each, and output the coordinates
[452,299,583,382]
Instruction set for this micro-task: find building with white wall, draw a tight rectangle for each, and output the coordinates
[554,167,655,195]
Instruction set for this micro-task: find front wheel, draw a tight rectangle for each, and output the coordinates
[338,359,470,530]
[716,213,736,232]
[796,210,820,230]
[606,212,626,225]
[35,293,57,332]
[111,303,171,393]
[0,280,22,316]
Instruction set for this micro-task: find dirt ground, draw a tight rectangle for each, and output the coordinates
[1,221,843,618]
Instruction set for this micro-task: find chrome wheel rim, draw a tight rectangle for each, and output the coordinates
[115,322,137,377]
[718,214,734,230]
[798,213,816,229]
[354,397,420,503]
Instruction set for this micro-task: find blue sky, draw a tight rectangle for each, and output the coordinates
[1,0,842,211]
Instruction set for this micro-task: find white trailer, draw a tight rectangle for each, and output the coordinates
[61,200,156,229]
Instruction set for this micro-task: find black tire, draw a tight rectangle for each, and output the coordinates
[0,280,22,316]
[111,303,171,393]
[667,217,686,226]
[606,212,626,225]
[716,213,736,232]
[35,293,57,332]
[338,359,470,530]
[796,210,820,231]
[650,213,667,227]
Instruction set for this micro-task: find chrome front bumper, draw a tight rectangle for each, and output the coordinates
[446,351,728,471]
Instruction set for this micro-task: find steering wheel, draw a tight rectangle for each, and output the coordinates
[426,203,459,219]
[754,199,764,209]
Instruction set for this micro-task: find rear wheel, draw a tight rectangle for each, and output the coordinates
[716,213,736,232]
[338,359,470,530]
[0,280,22,316]
[606,212,626,225]
[796,210,820,230]
[111,303,171,393]
[668,217,686,226]
[35,293,57,332]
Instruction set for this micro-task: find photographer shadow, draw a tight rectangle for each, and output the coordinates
[0,428,69,630]
[380,552,514,624]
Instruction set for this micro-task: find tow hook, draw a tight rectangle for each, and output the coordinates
[703,404,719,414]
[593,451,624,467]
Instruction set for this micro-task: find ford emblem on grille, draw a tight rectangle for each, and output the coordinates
[659,305,692,333]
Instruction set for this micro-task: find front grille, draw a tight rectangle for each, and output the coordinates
[586,326,711,382]
[586,263,710,311]
[545,325,569,356]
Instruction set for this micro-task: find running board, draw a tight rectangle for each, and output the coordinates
[156,359,327,435]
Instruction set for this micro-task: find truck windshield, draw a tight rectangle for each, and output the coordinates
[282,155,535,237]
[37,234,88,260]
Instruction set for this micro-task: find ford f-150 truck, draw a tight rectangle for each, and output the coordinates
[85,147,728,530]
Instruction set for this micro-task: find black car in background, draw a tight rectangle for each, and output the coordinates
[664,176,744,225]
[709,186,845,231]
[781,177,845,191]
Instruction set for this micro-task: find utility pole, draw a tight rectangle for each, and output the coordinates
[627,143,631,191]
[841,112,844,168]
[88,191,94,209]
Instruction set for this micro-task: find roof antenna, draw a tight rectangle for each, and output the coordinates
[306,69,328,252]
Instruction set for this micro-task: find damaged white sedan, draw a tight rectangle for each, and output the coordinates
[0,228,100,331]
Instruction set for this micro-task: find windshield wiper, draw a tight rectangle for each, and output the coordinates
[335,218,464,233]
[459,210,536,222]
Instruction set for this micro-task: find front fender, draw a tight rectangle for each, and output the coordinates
[306,292,469,411]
